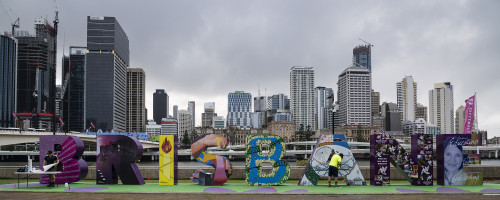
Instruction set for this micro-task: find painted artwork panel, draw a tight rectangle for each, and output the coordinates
[159,135,178,185]
[246,135,290,186]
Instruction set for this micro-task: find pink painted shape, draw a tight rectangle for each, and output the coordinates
[213,156,228,185]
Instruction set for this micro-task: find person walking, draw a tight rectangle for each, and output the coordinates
[44,151,59,187]
[328,151,343,187]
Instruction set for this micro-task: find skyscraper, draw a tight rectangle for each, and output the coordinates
[353,45,372,72]
[188,101,195,128]
[383,102,402,131]
[227,91,252,129]
[177,110,193,141]
[397,76,417,121]
[314,86,333,130]
[172,105,178,119]
[254,96,267,112]
[455,105,465,134]
[0,35,17,128]
[86,16,129,132]
[337,65,372,126]
[153,89,168,125]
[62,47,86,132]
[290,66,315,131]
[371,90,380,117]
[429,82,454,134]
[126,68,146,132]
[201,102,217,127]
[16,18,57,115]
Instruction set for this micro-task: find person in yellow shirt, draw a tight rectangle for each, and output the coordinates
[328,152,343,187]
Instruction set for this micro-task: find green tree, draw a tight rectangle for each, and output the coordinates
[295,124,305,141]
[190,129,198,142]
[181,130,191,148]
[225,126,239,146]
[305,125,313,141]
[355,125,367,142]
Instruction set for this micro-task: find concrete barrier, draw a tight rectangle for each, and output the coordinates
[2,166,500,181]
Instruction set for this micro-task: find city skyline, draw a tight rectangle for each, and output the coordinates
[1,1,499,137]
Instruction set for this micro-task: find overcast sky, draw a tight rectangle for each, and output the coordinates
[1,0,499,138]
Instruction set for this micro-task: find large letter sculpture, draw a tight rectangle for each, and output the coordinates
[246,135,289,186]
[159,135,178,185]
[39,136,88,184]
[299,134,366,186]
[96,135,145,185]
[190,134,232,186]
[370,134,433,186]
[437,134,483,186]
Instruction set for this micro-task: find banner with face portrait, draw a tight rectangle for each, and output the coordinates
[436,134,483,186]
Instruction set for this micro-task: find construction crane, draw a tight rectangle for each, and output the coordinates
[359,38,374,47]
[0,0,20,36]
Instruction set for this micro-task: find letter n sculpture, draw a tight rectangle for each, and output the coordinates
[246,135,290,186]
[96,135,145,185]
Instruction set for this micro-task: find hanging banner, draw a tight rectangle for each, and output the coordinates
[159,135,178,185]
[463,95,475,134]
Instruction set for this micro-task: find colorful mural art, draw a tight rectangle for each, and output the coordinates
[159,135,178,185]
[298,134,366,186]
[190,134,232,186]
[39,135,88,184]
[370,134,433,186]
[96,135,145,185]
[437,134,483,186]
[246,135,290,186]
[84,132,150,141]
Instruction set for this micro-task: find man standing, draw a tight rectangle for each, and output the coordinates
[44,151,59,187]
[328,152,343,187]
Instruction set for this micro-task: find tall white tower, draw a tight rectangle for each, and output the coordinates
[397,76,417,121]
[429,82,454,134]
[290,66,315,131]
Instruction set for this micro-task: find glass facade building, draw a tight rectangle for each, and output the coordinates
[353,45,372,72]
[86,16,129,132]
[227,91,252,129]
[62,47,86,132]
[153,89,168,125]
[0,35,17,127]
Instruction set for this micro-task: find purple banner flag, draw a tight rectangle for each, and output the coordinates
[463,95,475,134]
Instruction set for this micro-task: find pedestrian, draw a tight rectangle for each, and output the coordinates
[44,151,59,187]
[328,151,343,187]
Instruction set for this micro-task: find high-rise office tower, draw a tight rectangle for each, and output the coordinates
[353,45,372,72]
[267,94,289,110]
[429,82,454,134]
[201,102,217,127]
[86,16,129,132]
[371,89,380,116]
[153,89,168,125]
[290,66,315,131]
[337,65,372,126]
[455,105,465,134]
[62,47,86,132]
[416,103,428,122]
[397,76,417,121]
[173,105,178,119]
[383,102,402,131]
[0,35,17,128]
[16,18,57,115]
[188,101,195,128]
[177,110,193,141]
[314,86,333,130]
[126,68,146,132]
[227,91,252,129]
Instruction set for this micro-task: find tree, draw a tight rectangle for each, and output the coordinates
[225,126,239,146]
[295,124,305,141]
[305,125,313,141]
[181,130,191,148]
[355,125,367,142]
[190,129,198,142]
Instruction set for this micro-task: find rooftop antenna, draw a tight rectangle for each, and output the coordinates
[258,82,260,97]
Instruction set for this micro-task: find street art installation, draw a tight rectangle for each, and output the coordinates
[370,134,433,186]
[190,134,232,186]
[96,135,145,185]
[298,134,366,186]
[39,135,88,184]
[246,135,290,186]
[159,135,178,185]
[437,134,483,186]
